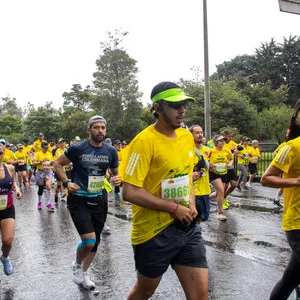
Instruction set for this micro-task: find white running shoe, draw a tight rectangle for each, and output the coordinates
[72,261,84,285]
[246,182,251,188]
[102,223,111,234]
[82,272,96,290]
[217,213,227,221]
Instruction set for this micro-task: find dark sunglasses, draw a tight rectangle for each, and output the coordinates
[167,102,187,110]
[0,152,4,155]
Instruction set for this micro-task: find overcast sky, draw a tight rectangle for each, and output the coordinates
[1,0,300,109]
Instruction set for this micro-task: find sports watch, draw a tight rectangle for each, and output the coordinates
[63,179,71,188]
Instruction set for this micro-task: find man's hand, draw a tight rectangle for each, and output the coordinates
[67,182,80,193]
[192,171,201,181]
[111,175,121,186]
[172,204,194,224]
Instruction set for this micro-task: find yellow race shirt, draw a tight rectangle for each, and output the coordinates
[121,125,195,245]
[32,139,47,153]
[223,140,238,152]
[194,146,211,196]
[34,151,53,170]
[48,144,56,154]
[15,150,27,165]
[250,147,261,164]
[237,145,253,165]
[272,137,300,231]
[274,142,286,154]
[3,149,17,164]
[53,147,66,160]
[208,147,233,175]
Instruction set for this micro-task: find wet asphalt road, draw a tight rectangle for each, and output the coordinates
[0,182,293,300]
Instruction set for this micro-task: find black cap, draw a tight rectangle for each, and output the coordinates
[41,142,49,148]
[241,137,250,141]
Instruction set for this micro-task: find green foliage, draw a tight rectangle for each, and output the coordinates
[92,29,143,140]
[0,97,23,119]
[23,102,61,142]
[0,115,23,136]
[257,104,293,143]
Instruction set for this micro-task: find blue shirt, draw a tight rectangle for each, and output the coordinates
[64,140,118,197]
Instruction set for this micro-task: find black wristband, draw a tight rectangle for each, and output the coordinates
[63,180,71,188]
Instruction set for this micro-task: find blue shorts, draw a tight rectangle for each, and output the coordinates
[133,221,208,278]
[195,195,210,222]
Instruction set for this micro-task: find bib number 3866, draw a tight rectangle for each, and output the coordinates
[161,175,190,206]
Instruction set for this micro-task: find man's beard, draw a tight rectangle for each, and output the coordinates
[162,111,181,130]
[91,133,104,143]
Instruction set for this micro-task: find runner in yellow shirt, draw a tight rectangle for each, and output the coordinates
[0,140,17,165]
[236,137,252,190]
[22,139,33,185]
[246,139,261,188]
[14,144,28,187]
[190,125,211,222]
[208,135,234,221]
[121,81,208,299]
[32,133,47,153]
[32,142,55,211]
[261,100,300,299]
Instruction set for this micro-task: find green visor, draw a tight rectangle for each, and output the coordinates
[151,88,195,103]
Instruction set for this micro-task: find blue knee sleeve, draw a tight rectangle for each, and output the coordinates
[77,238,96,249]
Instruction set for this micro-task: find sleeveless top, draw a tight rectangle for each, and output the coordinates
[0,164,14,208]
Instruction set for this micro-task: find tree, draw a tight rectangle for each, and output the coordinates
[0,96,23,119]
[23,102,61,142]
[258,104,293,143]
[93,29,143,139]
[62,84,96,112]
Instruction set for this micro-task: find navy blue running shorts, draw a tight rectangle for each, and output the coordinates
[132,221,208,278]
[248,163,257,175]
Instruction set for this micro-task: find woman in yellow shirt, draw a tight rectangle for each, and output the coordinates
[261,100,300,300]
[208,135,234,221]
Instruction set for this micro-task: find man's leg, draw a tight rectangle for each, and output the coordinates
[174,265,208,300]
[127,272,162,300]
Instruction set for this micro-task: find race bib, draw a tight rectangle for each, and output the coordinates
[252,156,258,163]
[0,195,8,211]
[42,161,52,170]
[215,163,226,174]
[161,175,190,206]
[87,175,105,194]
[18,160,25,166]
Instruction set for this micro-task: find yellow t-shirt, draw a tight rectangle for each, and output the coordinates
[237,145,252,165]
[121,125,195,245]
[250,147,261,163]
[274,142,286,154]
[193,146,211,196]
[3,149,17,164]
[32,139,47,153]
[53,147,66,160]
[271,137,300,231]
[15,150,27,165]
[48,144,56,154]
[208,147,233,175]
[34,151,54,170]
[223,140,238,152]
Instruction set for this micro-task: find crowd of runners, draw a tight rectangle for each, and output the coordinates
[0,81,299,299]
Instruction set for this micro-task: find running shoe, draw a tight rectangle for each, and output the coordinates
[82,272,96,290]
[243,185,249,191]
[217,213,227,221]
[236,185,241,191]
[102,223,111,234]
[1,255,14,275]
[47,203,55,212]
[246,182,252,188]
[222,198,230,210]
[37,202,42,210]
[72,261,84,285]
